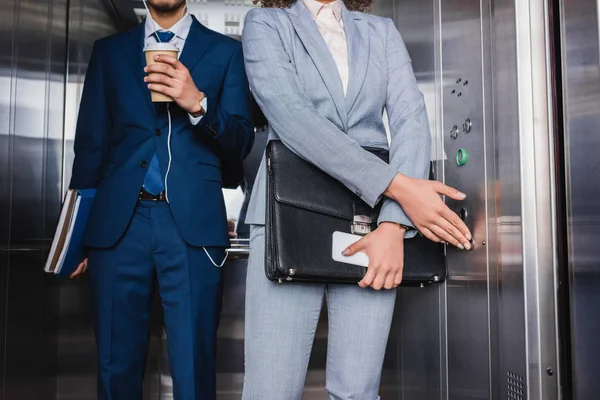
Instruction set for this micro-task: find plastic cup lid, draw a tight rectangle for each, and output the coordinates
[143,42,180,52]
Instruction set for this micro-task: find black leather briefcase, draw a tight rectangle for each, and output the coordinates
[265,140,447,286]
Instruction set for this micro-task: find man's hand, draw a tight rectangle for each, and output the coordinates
[343,223,406,290]
[384,174,472,250]
[70,258,88,279]
[227,219,237,238]
[144,54,205,116]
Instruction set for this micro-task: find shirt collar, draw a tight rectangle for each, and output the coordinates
[144,11,193,41]
[301,0,343,22]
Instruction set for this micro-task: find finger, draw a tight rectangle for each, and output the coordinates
[145,73,176,87]
[434,217,467,248]
[69,264,83,279]
[435,181,466,201]
[430,222,466,250]
[393,271,403,287]
[154,54,184,70]
[441,207,472,241]
[370,268,387,291]
[383,272,396,290]
[419,227,444,243]
[147,83,174,97]
[145,63,178,78]
[358,266,377,288]
[343,237,366,257]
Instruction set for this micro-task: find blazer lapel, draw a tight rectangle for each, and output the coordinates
[343,8,370,112]
[287,2,348,130]
[124,21,154,113]
[179,16,210,73]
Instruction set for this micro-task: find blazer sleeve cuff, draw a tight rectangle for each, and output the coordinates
[188,97,208,126]
[377,199,418,239]
[358,166,398,208]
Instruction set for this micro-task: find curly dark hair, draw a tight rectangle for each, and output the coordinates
[253,0,372,13]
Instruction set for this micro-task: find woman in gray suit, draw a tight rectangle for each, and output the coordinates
[241,0,471,398]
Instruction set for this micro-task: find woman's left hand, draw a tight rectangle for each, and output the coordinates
[342,222,405,290]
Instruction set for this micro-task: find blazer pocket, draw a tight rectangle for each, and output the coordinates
[197,164,223,184]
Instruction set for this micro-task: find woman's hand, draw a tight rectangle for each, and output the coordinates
[343,223,405,290]
[70,258,88,279]
[385,174,472,250]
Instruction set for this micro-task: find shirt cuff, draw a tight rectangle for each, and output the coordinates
[188,97,208,125]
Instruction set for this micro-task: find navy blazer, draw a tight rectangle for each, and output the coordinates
[70,17,254,249]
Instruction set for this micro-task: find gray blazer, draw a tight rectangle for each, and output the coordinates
[241,1,431,237]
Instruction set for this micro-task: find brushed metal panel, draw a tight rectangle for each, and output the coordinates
[46,0,68,236]
[513,1,560,398]
[490,1,528,399]
[0,0,15,134]
[56,0,119,398]
[559,0,600,398]
[441,1,491,398]
[391,0,445,398]
[0,0,68,398]
[396,286,443,400]
[13,1,49,137]
[0,2,15,396]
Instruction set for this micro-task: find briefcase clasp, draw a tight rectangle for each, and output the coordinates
[351,215,372,236]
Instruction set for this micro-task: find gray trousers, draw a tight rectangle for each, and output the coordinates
[242,226,396,400]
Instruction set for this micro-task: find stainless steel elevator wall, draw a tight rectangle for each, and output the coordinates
[372,1,561,399]
[0,1,64,395]
[370,1,447,399]
[56,1,120,398]
[0,0,116,398]
[559,0,600,398]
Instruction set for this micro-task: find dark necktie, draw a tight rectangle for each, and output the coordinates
[143,30,176,195]
[154,30,175,43]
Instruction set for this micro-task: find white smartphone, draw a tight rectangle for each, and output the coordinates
[331,231,369,267]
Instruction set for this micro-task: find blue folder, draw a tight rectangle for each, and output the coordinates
[44,188,96,277]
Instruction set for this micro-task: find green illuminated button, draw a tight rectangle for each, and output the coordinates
[456,148,469,166]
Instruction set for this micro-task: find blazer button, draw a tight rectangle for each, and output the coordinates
[140,161,148,169]
[155,129,161,136]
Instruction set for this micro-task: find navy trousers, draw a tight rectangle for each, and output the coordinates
[88,201,224,400]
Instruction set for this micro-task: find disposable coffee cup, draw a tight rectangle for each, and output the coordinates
[143,42,180,102]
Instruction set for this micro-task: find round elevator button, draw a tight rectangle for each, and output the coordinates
[450,125,459,140]
[456,148,469,166]
[463,118,472,133]
[459,207,468,221]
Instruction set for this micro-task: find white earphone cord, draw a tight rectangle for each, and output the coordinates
[203,248,229,268]
[143,1,225,269]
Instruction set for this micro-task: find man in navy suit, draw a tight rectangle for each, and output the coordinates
[68,0,254,398]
